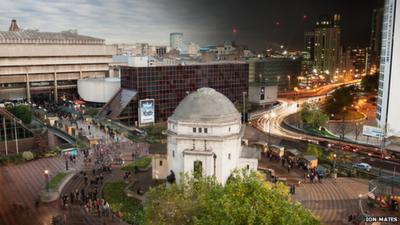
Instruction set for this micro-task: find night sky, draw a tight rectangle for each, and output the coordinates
[165,0,384,50]
[0,0,384,51]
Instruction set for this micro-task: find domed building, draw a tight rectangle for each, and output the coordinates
[165,87,259,184]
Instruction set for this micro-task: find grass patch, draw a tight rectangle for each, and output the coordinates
[122,157,151,171]
[305,127,336,138]
[48,172,68,189]
[103,182,143,224]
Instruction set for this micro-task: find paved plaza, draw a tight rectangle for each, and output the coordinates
[0,157,82,225]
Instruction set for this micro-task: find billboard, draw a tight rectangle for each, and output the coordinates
[139,99,155,126]
[363,125,384,138]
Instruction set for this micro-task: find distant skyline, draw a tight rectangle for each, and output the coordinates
[0,0,383,51]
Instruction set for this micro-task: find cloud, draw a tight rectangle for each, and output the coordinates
[0,0,191,45]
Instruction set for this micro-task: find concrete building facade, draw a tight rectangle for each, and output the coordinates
[377,0,400,137]
[0,20,116,102]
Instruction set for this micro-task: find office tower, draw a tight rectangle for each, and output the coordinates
[370,8,384,69]
[314,14,341,81]
[377,0,400,136]
[304,32,315,61]
[170,32,183,51]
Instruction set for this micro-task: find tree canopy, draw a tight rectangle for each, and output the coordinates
[141,171,320,225]
[6,105,33,124]
[300,103,329,129]
[324,85,357,114]
[305,144,324,160]
[361,73,379,93]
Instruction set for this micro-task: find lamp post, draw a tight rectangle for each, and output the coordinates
[242,91,247,123]
[333,153,337,179]
[44,170,49,192]
[287,75,291,90]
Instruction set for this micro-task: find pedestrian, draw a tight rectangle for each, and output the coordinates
[70,192,74,204]
[287,164,291,173]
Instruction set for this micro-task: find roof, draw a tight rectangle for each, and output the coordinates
[0,30,104,45]
[286,149,301,156]
[169,87,240,123]
[149,143,167,155]
[241,146,261,159]
[303,155,318,161]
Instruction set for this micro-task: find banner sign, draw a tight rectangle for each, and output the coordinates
[363,125,384,138]
[139,99,155,125]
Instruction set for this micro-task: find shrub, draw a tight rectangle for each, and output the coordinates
[6,105,33,124]
[122,156,152,171]
[22,151,35,161]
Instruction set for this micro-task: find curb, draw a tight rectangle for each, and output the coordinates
[39,168,78,203]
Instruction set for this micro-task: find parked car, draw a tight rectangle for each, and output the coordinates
[352,163,372,172]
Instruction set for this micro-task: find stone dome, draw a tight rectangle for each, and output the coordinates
[169,87,240,123]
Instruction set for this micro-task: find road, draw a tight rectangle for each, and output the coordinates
[279,79,361,99]
[250,83,400,174]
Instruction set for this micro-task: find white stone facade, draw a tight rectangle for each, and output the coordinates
[167,88,258,184]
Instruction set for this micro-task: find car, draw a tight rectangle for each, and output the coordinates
[352,163,372,172]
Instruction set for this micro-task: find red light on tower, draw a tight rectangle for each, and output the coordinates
[303,15,308,20]
[232,26,238,33]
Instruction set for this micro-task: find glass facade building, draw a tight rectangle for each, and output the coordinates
[248,58,301,91]
[111,63,248,125]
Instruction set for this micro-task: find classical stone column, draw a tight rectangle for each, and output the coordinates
[54,72,58,103]
[26,73,31,102]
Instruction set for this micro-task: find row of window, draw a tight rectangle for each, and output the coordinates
[171,150,232,160]
[193,127,208,133]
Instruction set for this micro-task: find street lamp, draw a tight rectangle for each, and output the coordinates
[242,92,247,122]
[268,112,276,144]
[44,170,49,192]
[332,154,337,179]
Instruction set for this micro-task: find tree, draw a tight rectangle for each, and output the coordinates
[300,103,329,129]
[353,122,363,141]
[361,73,379,93]
[141,171,320,225]
[305,144,323,160]
[6,105,33,124]
[325,85,357,115]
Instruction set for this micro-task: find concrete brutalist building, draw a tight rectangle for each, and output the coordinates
[0,20,116,102]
